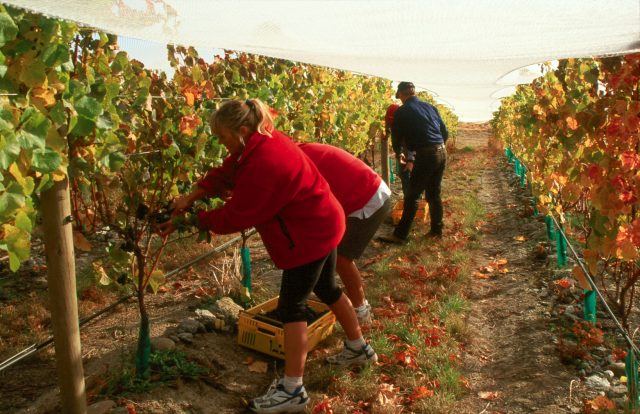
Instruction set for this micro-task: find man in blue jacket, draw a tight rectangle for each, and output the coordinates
[380,82,448,243]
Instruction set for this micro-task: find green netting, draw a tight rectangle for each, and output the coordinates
[389,158,395,184]
[583,289,596,323]
[241,246,252,302]
[545,216,555,240]
[556,226,567,267]
[135,318,151,379]
[627,350,640,410]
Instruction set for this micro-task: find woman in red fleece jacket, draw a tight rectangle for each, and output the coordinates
[158,99,377,414]
[299,143,391,326]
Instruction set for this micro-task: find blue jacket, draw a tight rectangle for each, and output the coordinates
[392,96,448,155]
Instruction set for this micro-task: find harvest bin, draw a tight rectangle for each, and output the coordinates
[238,296,336,359]
[391,199,429,225]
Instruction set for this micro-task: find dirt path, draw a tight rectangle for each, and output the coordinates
[453,124,582,414]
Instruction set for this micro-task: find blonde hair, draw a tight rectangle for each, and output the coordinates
[211,98,274,137]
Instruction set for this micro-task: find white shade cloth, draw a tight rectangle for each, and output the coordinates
[2,0,639,121]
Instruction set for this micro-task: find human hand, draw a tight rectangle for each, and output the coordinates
[171,195,194,215]
[404,161,414,172]
[156,219,177,237]
[399,153,407,165]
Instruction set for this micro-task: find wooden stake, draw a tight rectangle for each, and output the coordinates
[41,177,87,414]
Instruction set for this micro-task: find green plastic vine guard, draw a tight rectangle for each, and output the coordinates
[556,226,567,267]
[520,164,526,188]
[583,289,596,323]
[241,246,252,301]
[135,320,151,378]
[626,350,640,410]
[389,158,395,183]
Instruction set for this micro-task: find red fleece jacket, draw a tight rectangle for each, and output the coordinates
[299,143,381,215]
[196,131,345,269]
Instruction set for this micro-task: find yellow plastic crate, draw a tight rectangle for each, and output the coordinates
[391,199,429,225]
[237,296,336,359]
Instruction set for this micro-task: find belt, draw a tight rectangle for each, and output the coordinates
[414,143,445,152]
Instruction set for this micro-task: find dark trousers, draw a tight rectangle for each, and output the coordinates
[396,158,411,198]
[394,145,446,239]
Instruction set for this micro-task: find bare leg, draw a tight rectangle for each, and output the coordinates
[329,293,362,341]
[283,322,307,377]
[336,255,366,308]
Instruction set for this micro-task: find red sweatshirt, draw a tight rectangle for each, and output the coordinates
[196,131,345,269]
[299,143,381,215]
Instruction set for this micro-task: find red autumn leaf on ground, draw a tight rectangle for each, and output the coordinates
[407,386,434,403]
[395,351,419,369]
[424,327,442,347]
[612,348,628,361]
[583,395,616,413]
[555,278,573,289]
[312,397,334,413]
[126,404,137,414]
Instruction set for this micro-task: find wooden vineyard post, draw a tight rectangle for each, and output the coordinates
[381,136,390,185]
[41,177,87,414]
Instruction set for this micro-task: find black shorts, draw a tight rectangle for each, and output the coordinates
[277,250,342,323]
[338,198,392,259]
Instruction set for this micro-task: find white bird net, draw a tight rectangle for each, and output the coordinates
[3,0,639,120]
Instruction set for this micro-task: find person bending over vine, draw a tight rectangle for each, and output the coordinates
[157,98,377,413]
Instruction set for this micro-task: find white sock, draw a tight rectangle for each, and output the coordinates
[355,300,369,312]
[282,375,303,394]
[346,336,367,350]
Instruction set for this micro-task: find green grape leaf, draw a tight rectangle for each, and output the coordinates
[17,109,50,149]
[32,147,62,173]
[74,96,103,120]
[0,132,20,169]
[101,151,126,171]
[69,115,96,136]
[15,210,32,233]
[41,43,69,67]
[0,12,18,46]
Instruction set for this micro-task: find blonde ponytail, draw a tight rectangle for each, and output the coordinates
[211,98,274,137]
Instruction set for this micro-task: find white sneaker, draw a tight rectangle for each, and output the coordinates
[248,379,309,413]
[355,302,373,326]
[326,341,378,366]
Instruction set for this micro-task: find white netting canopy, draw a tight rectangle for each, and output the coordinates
[3,0,640,121]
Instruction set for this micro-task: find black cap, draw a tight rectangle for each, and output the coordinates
[395,81,415,98]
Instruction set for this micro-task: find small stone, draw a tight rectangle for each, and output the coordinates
[150,337,175,352]
[585,375,610,391]
[603,370,615,381]
[177,332,194,344]
[197,321,207,333]
[609,384,628,396]
[169,335,180,343]
[178,318,200,334]
[609,362,626,377]
[87,400,116,414]
[211,297,244,327]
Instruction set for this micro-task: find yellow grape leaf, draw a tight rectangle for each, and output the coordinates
[571,265,591,290]
[73,231,92,252]
[513,235,527,241]
[498,267,510,274]
[566,116,579,130]
[184,92,195,107]
[494,258,508,266]
[248,360,268,373]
